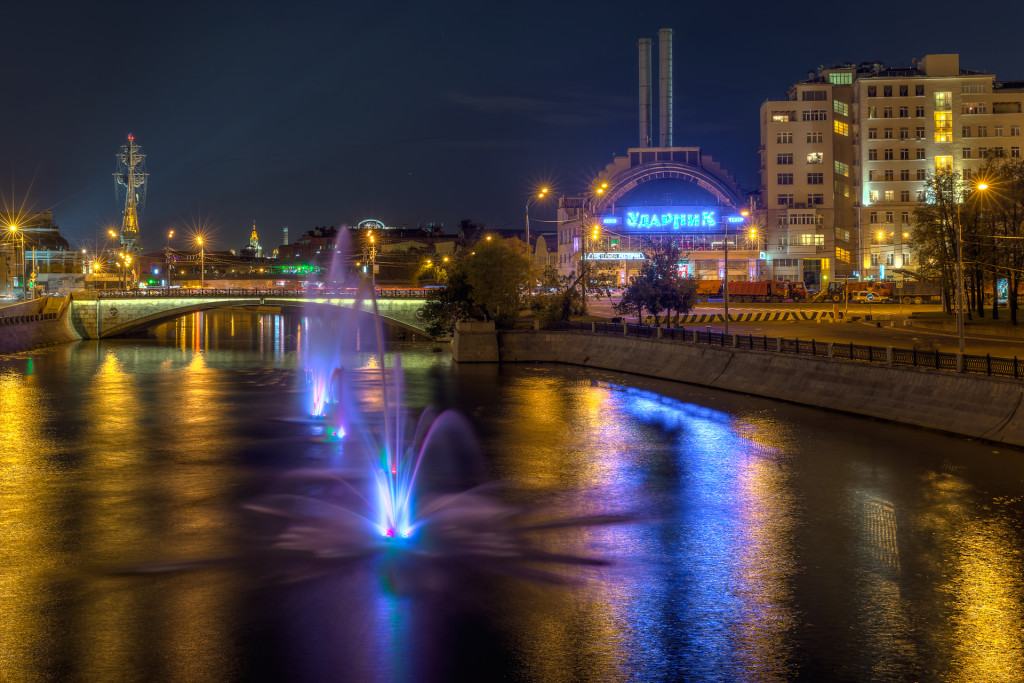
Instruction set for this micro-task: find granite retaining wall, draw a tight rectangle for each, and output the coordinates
[474,330,1024,448]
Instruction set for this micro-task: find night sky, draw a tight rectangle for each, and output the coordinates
[3,1,1022,253]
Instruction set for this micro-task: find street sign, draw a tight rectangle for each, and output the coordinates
[896,281,903,289]
[866,292,875,302]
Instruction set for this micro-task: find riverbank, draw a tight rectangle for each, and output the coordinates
[0,296,79,354]
[452,323,1024,448]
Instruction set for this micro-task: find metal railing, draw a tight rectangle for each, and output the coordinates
[91,288,434,300]
[542,321,1023,380]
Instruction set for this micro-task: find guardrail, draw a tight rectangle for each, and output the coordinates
[91,288,436,300]
[544,321,1023,380]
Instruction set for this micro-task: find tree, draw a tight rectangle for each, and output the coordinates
[460,237,532,327]
[614,237,698,325]
[421,268,473,337]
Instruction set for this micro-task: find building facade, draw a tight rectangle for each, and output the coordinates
[761,54,1024,287]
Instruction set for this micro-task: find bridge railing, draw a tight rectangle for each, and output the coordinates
[93,288,437,300]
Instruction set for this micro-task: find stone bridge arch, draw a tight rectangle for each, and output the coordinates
[69,294,433,339]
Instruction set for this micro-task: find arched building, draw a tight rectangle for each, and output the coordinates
[555,29,757,285]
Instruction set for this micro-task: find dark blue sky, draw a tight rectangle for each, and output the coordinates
[3,1,1022,252]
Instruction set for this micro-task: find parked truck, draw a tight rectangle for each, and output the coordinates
[869,280,944,304]
[724,280,806,303]
[695,279,723,302]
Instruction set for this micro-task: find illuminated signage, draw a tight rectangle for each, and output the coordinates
[625,210,717,229]
[601,217,620,226]
[585,252,647,261]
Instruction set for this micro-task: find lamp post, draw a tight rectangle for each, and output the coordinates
[955,182,989,354]
[6,225,26,298]
[196,237,205,289]
[722,210,749,335]
[525,187,549,264]
[166,230,175,292]
[579,181,608,305]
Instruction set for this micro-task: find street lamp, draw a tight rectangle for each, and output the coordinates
[955,181,989,353]
[166,230,175,291]
[525,187,549,259]
[196,237,205,289]
[579,181,608,304]
[6,225,25,298]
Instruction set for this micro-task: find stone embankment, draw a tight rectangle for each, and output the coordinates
[0,296,80,354]
[451,323,1024,447]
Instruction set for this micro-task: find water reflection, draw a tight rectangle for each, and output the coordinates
[1,313,1024,681]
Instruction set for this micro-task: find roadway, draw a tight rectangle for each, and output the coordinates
[584,297,1024,358]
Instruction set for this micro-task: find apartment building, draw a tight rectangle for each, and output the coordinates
[761,54,1024,287]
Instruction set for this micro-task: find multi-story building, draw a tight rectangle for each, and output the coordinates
[557,30,752,286]
[761,54,1024,288]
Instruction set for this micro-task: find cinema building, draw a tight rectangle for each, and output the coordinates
[556,29,755,285]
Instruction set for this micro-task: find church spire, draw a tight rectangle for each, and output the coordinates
[248,219,262,258]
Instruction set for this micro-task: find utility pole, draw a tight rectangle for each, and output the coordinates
[723,217,729,334]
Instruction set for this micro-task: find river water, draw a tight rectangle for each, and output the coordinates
[2,310,1023,682]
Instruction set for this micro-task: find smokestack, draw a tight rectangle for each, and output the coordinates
[283,226,289,245]
[658,27,673,147]
[638,38,652,147]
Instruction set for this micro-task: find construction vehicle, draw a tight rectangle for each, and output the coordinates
[725,280,805,303]
[811,280,873,303]
[695,279,723,302]
[869,281,943,304]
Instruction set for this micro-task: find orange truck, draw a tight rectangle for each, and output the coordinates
[695,279,723,302]
[725,280,807,303]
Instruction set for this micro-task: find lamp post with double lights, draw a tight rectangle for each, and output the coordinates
[723,210,749,335]
[955,181,989,354]
[579,181,608,304]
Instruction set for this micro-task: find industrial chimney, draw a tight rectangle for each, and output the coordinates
[638,38,652,147]
[658,28,673,147]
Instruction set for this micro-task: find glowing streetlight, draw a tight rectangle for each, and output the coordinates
[525,186,550,254]
[197,236,205,289]
[956,181,989,354]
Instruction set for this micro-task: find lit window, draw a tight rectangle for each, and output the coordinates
[836,247,850,263]
[934,111,953,141]
[834,120,849,136]
[868,106,877,118]
[772,112,792,122]
[869,190,879,202]
[806,152,823,164]
[935,156,953,172]
[884,190,895,201]
[829,72,853,85]
[834,160,849,176]
[934,92,952,110]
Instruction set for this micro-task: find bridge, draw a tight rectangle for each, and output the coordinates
[68,289,434,339]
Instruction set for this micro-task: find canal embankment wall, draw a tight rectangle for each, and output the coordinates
[0,296,80,354]
[453,325,1024,448]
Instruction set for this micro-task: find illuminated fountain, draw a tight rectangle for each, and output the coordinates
[250,250,624,585]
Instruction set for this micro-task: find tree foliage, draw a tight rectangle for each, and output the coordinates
[614,238,698,325]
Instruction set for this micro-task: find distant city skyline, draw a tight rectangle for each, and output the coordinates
[3,1,1021,251]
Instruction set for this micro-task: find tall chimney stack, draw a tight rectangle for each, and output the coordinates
[658,27,673,147]
[638,38,652,147]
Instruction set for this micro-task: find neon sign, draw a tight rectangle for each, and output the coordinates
[625,210,717,229]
